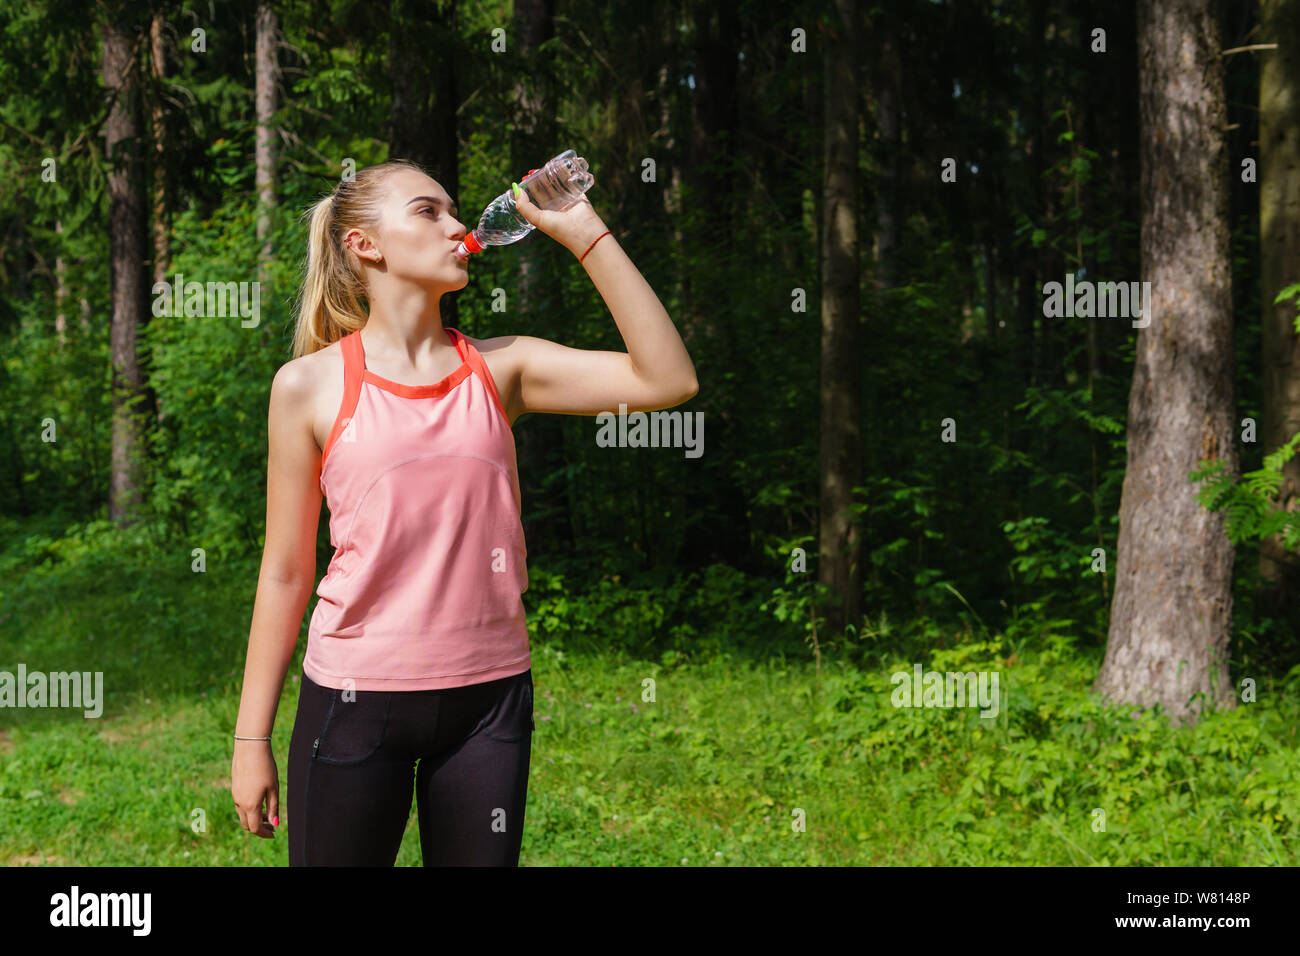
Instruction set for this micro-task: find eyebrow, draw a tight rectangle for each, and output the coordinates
[407,195,459,215]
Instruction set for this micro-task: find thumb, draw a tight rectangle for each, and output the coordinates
[267,787,279,829]
[512,182,539,223]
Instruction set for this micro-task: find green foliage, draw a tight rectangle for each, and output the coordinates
[139,190,310,559]
[527,562,771,663]
[1192,430,1300,550]
[1275,281,1300,335]
[1,0,1296,868]
[1001,516,1077,585]
[3,545,1297,865]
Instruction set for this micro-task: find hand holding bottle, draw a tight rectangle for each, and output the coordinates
[510,184,609,260]
[453,149,601,260]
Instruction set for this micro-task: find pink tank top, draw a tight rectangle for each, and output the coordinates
[303,325,531,691]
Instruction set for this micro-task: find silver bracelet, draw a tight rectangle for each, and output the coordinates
[234,734,272,740]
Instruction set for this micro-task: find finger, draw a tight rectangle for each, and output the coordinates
[267,789,279,831]
[253,795,274,838]
[512,182,537,221]
[236,802,266,837]
[248,807,271,839]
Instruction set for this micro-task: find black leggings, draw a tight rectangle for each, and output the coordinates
[287,666,534,866]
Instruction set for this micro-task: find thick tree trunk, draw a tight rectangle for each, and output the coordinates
[102,18,149,527]
[817,0,863,637]
[255,2,279,273]
[684,0,739,347]
[868,15,899,486]
[1258,0,1300,626]
[388,0,441,172]
[872,24,899,297]
[507,0,573,549]
[509,0,554,316]
[673,0,753,566]
[1006,0,1047,510]
[389,0,459,328]
[1094,0,1237,725]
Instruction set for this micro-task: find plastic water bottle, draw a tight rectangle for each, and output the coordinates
[453,149,595,260]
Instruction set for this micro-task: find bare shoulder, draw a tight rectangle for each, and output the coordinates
[458,331,560,372]
[457,330,525,358]
[271,341,345,453]
[271,349,315,395]
[455,331,535,425]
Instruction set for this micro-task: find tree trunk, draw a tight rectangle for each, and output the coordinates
[872,23,899,297]
[509,0,555,317]
[149,13,169,425]
[869,14,899,485]
[1258,0,1300,627]
[507,0,572,550]
[1007,0,1047,511]
[255,2,279,275]
[509,0,558,543]
[684,0,739,348]
[55,218,67,345]
[674,0,754,567]
[13,184,27,302]
[389,0,459,329]
[1094,0,1237,725]
[817,0,863,637]
[102,17,149,527]
[150,13,169,286]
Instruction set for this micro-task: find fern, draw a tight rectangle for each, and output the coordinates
[1192,431,1300,547]
[1275,282,1300,335]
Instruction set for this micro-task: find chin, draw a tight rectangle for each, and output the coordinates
[421,272,466,293]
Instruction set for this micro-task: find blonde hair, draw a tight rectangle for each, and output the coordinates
[290,159,432,358]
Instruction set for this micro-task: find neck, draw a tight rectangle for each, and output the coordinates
[363,289,448,347]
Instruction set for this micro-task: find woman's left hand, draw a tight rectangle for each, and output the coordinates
[511,183,609,259]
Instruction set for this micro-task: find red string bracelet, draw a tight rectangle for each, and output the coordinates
[579,229,611,262]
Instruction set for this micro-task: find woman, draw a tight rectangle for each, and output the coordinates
[230,159,697,865]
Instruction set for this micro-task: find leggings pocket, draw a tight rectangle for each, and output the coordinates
[313,687,392,765]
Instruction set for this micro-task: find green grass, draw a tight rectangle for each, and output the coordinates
[2,521,1298,865]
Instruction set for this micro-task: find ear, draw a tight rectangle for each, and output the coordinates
[342,226,382,263]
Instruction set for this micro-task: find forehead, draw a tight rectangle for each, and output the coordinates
[387,168,451,203]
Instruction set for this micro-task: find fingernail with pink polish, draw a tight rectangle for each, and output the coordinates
[271,816,279,827]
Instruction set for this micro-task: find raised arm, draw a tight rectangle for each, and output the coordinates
[506,187,698,418]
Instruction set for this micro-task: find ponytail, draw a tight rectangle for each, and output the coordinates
[290,159,432,358]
